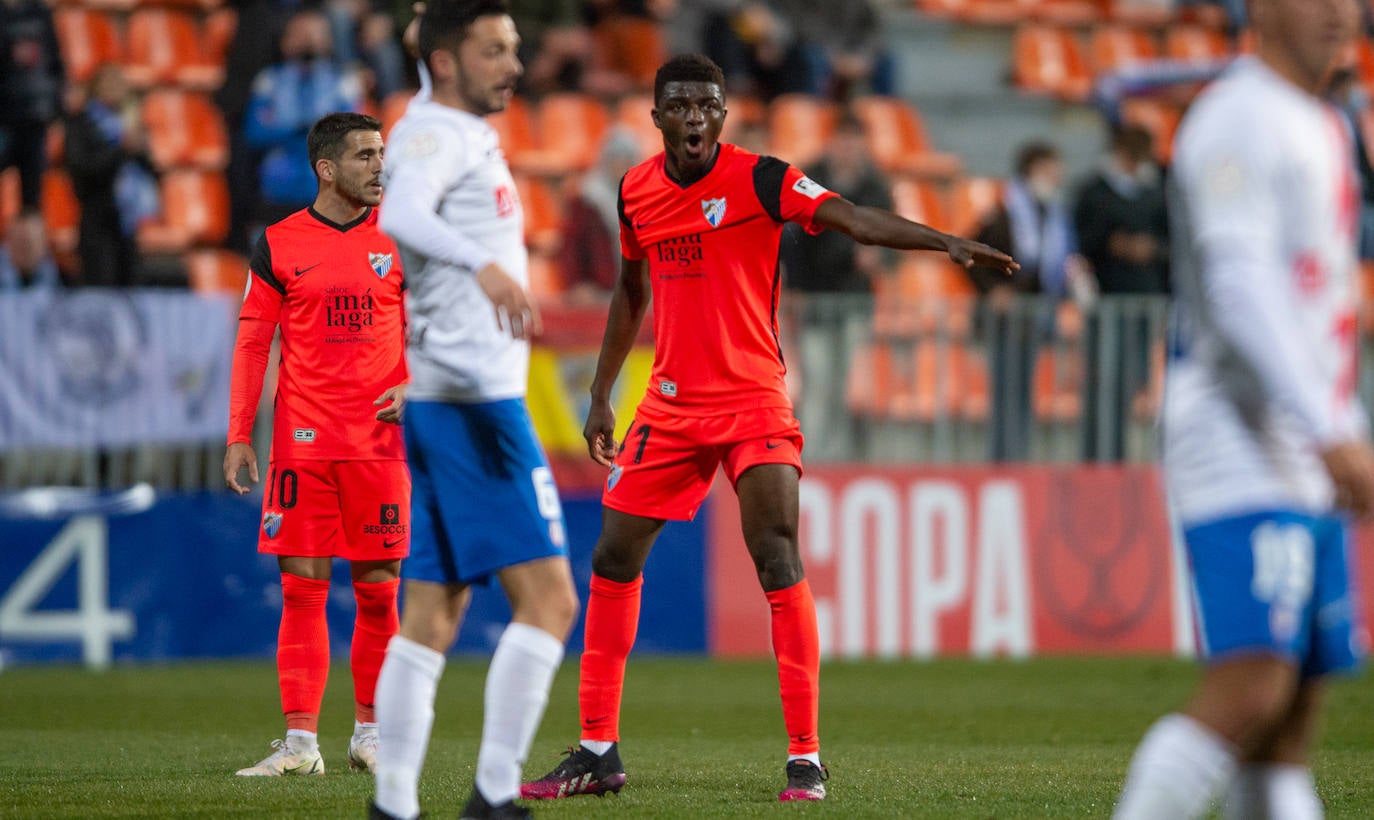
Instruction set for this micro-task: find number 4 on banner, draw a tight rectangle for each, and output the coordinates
[0,516,135,669]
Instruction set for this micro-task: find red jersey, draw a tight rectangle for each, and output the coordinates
[228,207,407,461]
[618,143,837,416]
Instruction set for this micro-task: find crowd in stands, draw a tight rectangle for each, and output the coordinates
[1,0,1372,461]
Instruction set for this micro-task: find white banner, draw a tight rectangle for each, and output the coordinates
[0,289,235,449]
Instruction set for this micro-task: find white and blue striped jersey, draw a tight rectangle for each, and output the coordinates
[1165,57,1366,525]
[380,96,529,403]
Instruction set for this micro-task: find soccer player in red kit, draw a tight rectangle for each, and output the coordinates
[523,55,1017,802]
[224,112,409,778]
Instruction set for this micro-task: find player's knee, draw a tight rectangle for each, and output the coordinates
[590,543,645,582]
[745,528,802,591]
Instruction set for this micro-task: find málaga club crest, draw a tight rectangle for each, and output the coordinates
[701,197,727,228]
[369,252,394,278]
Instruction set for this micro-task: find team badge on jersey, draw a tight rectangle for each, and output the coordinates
[701,197,727,228]
[369,252,394,279]
[607,464,623,491]
[262,511,283,539]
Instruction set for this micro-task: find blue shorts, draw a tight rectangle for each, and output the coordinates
[1186,509,1367,677]
[402,399,568,585]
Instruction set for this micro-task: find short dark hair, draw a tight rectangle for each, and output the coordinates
[1015,141,1059,177]
[307,112,382,170]
[1111,123,1154,163]
[654,54,725,106]
[418,0,511,73]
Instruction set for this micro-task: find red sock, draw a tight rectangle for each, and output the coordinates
[279,573,332,733]
[767,579,821,755]
[350,577,399,724]
[578,574,642,742]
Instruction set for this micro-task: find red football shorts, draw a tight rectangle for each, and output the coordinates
[257,458,411,560]
[602,403,804,521]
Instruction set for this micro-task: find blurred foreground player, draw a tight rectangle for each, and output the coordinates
[1113,1,1374,817]
[225,112,409,777]
[368,2,579,818]
[523,54,1015,803]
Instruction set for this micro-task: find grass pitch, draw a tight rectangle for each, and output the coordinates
[2,657,1372,818]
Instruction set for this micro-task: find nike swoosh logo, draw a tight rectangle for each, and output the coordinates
[765,441,783,450]
[383,538,404,549]
[293,263,321,277]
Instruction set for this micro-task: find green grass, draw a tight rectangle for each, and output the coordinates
[1,657,1371,818]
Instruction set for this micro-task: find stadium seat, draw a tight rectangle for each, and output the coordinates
[379,90,413,140]
[890,178,948,233]
[611,93,662,158]
[946,176,1003,236]
[1032,346,1082,422]
[1030,0,1102,26]
[1163,25,1231,63]
[125,9,223,89]
[526,249,565,300]
[203,7,238,69]
[1088,26,1158,77]
[137,169,230,253]
[592,16,665,90]
[1360,261,1374,334]
[513,174,563,254]
[915,0,1031,26]
[1012,25,1092,101]
[41,169,81,265]
[1119,98,1182,164]
[142,90,228,170]
[1352,38,1374,90]
[520,93,610,175]
[487,96,539,168]
[1106,0,1175,26]
[54,8,122,85]
[851,96,962,179]
[184,248,248,295]
[0,169,18,237]
[767,94,837,168]
[873,256,975,339]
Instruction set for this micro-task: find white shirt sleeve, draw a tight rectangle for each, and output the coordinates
[1180,119,1352,446]
[380,122,498,274]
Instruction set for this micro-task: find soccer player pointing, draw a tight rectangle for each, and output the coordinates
[225,112,409,777]
[524,54,1016,803]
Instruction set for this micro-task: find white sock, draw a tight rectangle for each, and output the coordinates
[579,740,614,756]
[474,623,565,804]
[1113,713,1237,820]
[285,729,317,750]
[374,636,445,820]
[1223,763,1323,820]
[788,752,822,767]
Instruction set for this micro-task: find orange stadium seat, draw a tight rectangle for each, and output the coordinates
[0,169,18,237]
[1351,38,1374,89]
[41,169,81,266]
[1088,26,1158,76]
[1360,261,1374,334]
[54,9,122,85]
[1032,346,1082,422]
[915,0,1031,25]
[1030,0,1103,26]
[487,96,539,167]
[137,170,229,253]
[379,90,413,140]
[1164,25,1230,63]
[873,256,975,339]
[203,7,238,68]
[767,94,836,168]
[513,174,563,254]
[611,93,662,158]
[592,16,665,90]
[516,94,610,175]
[1107,0,1175,26]
[890,179,948,233]
[851,96,961,179]
[526,250,565,299]
[1119,98,1182,163]
[125,9,223,90]
[947,176,1003,236]
[142,90,228,170]
[75,0,137,12]
[1012,25,1092,101]
[184,248,248,295]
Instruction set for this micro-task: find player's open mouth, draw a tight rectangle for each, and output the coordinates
[684,132,704,159]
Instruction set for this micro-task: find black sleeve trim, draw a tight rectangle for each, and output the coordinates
[248,235,285,295]
[617,173,632,228]
[753,155,789,224]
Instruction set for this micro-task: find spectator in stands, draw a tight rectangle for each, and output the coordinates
[509,0,594,94]
[558,126,642,304]
[0,0,64,213]
[966,142,1078,462]
[1073,124,1169,461]
[703,1,818,100]
[64,64,160,288]
[326,0,407,98]
[0,210,60,290]
[776,0,893,101]
[1328,66,1374,259]
[781,114,893,460]
[584,0,673,94]
[244,9,365,228]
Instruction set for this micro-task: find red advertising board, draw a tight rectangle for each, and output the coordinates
[708,465,1374,658]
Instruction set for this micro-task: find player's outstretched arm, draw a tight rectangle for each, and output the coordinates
[813,197,1018,274]
[224,442,259,495]
[584,255,651,465]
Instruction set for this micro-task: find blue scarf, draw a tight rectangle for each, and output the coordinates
[1004,178,1073,298]
[85,101,161,237]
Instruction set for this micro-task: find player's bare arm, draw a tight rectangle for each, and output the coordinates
[584,255,652,465]
[812,197,1019,274]
[476,262,541,340]
[374,383,408,424]
[1321,440,1374,518]
[223,441,259,495]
